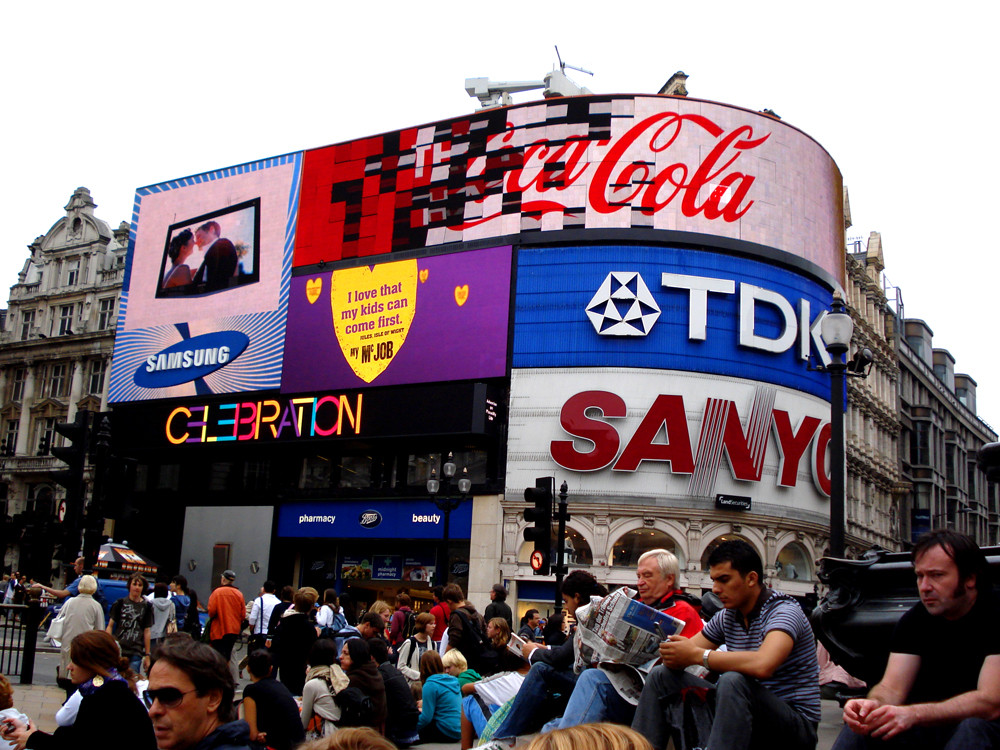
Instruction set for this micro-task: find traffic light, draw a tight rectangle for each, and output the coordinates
[523,477,553,575]
[51,410,92,513]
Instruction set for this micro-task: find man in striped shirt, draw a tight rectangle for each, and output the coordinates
[632,539,820,750]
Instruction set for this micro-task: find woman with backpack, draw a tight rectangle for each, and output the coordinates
[301,639,350,739]
[388,593,414,648]
[339,638,387,731]
[396,612,436,683]
[316,589,348,638]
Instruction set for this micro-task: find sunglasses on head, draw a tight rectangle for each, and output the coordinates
[143,687,198,709]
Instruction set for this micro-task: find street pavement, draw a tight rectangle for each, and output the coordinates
[11,635,847,747]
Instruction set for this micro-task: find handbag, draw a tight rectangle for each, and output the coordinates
[46,607,68,646]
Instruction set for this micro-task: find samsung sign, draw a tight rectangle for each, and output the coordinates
[514,245,834,401]
[278,500,472,539]
[134,330,250,388]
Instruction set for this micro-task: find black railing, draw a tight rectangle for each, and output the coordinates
[0,602,41,683]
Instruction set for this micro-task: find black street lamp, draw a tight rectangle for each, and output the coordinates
[816,294,873,559]
[426,452,472,584]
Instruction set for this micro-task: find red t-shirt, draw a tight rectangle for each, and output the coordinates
[429,601,450,642]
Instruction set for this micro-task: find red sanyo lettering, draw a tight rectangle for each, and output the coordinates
[454,112,769,230]
[551,391,830,495]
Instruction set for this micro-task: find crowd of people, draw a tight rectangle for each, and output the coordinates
[1,527,996,750]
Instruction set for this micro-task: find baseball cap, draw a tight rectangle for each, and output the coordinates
[222,570,236,581]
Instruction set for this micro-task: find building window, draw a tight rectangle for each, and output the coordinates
[49,364,68,399]
[10,368,26,401]
[20,310,35,340]
[37,418,56,455]
[98,298,116,330]
[66,260,80,287]
[56,305,74,336]
[87,359,105,395]
[611,528,681,568]
[911,421,931,466]
[3,421,18,456]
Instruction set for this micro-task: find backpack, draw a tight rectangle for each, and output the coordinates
[400,609,416,640]
[319,607,349,640]
[334,686,375,727]
[452,609,498,675]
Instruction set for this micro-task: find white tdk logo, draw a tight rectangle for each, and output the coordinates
[586,272,660,337]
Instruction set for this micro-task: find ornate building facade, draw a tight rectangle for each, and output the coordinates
[0,188,126,576]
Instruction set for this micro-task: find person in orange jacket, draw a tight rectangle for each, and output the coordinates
[208,569,246,662]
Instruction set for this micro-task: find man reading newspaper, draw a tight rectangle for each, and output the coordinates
[501,549,700,743]
[632,539,820,750]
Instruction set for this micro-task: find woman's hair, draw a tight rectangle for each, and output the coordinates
[344,637,370,669]
[369,600,391,618]
[294,587,319,613]
[309,638,339,668]
[280,585,295,602]
[70,630,138,688]
[441,649,467,672]
[487,617,511,648]
[414,612,435,634]
[296,726,398,750]
[0,674,12,710]
[77,574,98,595]
[524,724,653,750]
[171,575,188,592]
[323,588,339,607]
[419,649,444,682]
[543,613,566,644]
[167,229,194,263]
[246,649,273,679]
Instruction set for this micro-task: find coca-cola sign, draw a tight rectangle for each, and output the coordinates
[295,96,843,283]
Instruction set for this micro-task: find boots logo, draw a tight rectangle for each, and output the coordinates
[359,510,382,528]
[586,272,660,337]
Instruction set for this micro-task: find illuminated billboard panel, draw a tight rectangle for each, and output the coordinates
[513,244,833,400]
[281,245,511,392]
[507,368,833,519]
[108,154,302,402]
[295,95,843,285]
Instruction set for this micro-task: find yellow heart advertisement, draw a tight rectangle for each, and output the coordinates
[330,259,418,383]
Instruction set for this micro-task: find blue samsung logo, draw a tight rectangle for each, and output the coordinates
[134,331,249,388]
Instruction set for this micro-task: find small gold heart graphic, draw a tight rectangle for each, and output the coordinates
[454,285,469,306]
[419,269,429,283]
[306,278,322,304]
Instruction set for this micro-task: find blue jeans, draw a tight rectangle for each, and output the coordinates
[541,668,634,732]
[127,653,143,676]
[832,717,1000,750]
[491,660,578,739]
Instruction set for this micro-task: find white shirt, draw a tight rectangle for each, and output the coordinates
[248,592,281,635]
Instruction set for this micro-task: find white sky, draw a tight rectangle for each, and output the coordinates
[3,1,998,430]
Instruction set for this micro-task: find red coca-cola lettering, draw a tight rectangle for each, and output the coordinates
[456,112,768,231]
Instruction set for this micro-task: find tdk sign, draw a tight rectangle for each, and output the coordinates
[134,331,249,388]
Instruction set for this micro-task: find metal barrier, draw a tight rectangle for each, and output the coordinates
[0,602,41,684]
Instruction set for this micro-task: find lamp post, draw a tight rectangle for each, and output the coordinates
[426,452,471,584]
[816,294,873,559]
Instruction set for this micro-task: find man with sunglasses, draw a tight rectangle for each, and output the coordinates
[146,636,252,750]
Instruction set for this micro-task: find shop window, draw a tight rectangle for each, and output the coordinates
[338,455,373,489]
[610,528,680,568]
[700,534,755,570]
[407,450,487,487]
[775,543,811,581]
[158,464,181,491]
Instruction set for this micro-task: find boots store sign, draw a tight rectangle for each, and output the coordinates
[293,95,843,286]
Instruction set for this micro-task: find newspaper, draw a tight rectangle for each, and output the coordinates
[573,587,687,705]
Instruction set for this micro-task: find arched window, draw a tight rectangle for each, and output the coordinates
[610,529,679,568]
[517,526,593,566]
[776,542,812,582]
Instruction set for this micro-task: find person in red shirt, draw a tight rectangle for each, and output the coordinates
[208,570,246,662]
[428,585,450,648]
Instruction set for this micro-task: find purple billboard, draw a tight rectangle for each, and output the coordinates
[281,245,512,392]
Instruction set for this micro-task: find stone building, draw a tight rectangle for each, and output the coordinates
[0,187,126,576]
[843,230,905,552]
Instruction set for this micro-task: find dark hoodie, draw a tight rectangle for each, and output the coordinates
[346,660,388,728]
